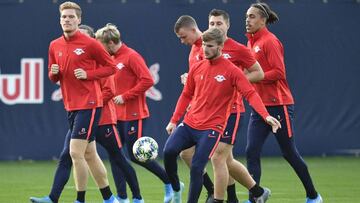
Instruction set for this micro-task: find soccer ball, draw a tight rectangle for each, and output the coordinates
[132,136,159,162]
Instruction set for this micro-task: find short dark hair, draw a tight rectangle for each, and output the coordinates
[208,9,230,26]
[79,24,95,38]
[202,28,225,45]
[174,15,198,33]
[250,2,279,24]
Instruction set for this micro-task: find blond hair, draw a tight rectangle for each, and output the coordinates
[95,23,121,44]
[59,1,82,18]
[202,28,225,45]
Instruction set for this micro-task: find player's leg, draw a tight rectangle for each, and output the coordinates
[217,112,244,203]
[85,140,119,202]
[180,145,214,202]
[211,142,231,202]
[118,119,173,203]
[245,108,271,202]
[96,124,143,202]
[30,130,72,203]
[187,128,221,203]
[70,108,117,202]
[273,105,320,201]
[163,123,195,203]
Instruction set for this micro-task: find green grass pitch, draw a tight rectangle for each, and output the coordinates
[0,157,359,203]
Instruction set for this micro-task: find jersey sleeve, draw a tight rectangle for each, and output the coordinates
[262,38,286,82]
[86,40,116,80]
[170,68,195,124]
[232,67,269,120]
[237,44,257,69]
[100,75,116,104]
[48,42,60,83]
[121,52,154,101]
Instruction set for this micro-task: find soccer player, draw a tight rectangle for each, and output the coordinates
[46,2,118,203]
[164,27,280,203]
[174,15,215,202]
[207,9,268,203]
[30,24,143,203]
[95,23,174,203]
[244,3,322,203]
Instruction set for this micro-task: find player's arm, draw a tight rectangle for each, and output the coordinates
[232,68,281,133]
[261,39,286,83]
[166,70,195,135]
[82,41,116,80]
[100,75,115,104]
[48,43,60,83]
[237,44,264,82]
[244,61,264,82]
[120,53,154,102]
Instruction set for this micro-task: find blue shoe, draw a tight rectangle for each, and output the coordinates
[164,183,174,203]
[306,194,323,203]
[254,188,271,203]
[104,195,120,203]
[74,201,84,203]
[30,196,53,203]
[116,196,130,203]
[172,182,185,203]
[133,198,144,203]
[243,201,253,203]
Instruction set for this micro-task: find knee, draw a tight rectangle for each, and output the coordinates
[69,150,85,161]
[211,152,226,165]
[163,146,179,160]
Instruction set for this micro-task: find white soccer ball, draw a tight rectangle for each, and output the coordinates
[132,136,159,162]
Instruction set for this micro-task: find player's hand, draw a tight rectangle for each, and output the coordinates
[113,95,124,104]
[180,72,188,85]
[74,68,87,80]
[51,64,60,75]
[265,116,282,133]
[166,122,177,135]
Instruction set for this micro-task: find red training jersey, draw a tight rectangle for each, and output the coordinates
[48,31,116,111]
[99,75,117,125]
[113,43,154,121]
[222,38,257,113]
[188,37,204,68]
[170,56,269,134]
[246,27,294,106]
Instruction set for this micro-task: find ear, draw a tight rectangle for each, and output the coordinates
[78,17,82,25]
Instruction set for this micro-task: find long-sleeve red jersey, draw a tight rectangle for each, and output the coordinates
[48,31,116,111]
[246,27,294,106]
[113,43,154,121]
[170,56,269,134]
[188,38,204,68]
[222,38,257,113]
[99,75,117,125]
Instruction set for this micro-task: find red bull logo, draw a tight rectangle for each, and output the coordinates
[0,58,43,105]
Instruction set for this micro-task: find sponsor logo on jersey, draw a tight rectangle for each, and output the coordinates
[116,63,125,70]
[223,53,231,59]
[73,48,85,55]
[0,58,44,105]
[254,46,261,53]
[214,75,226,82]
